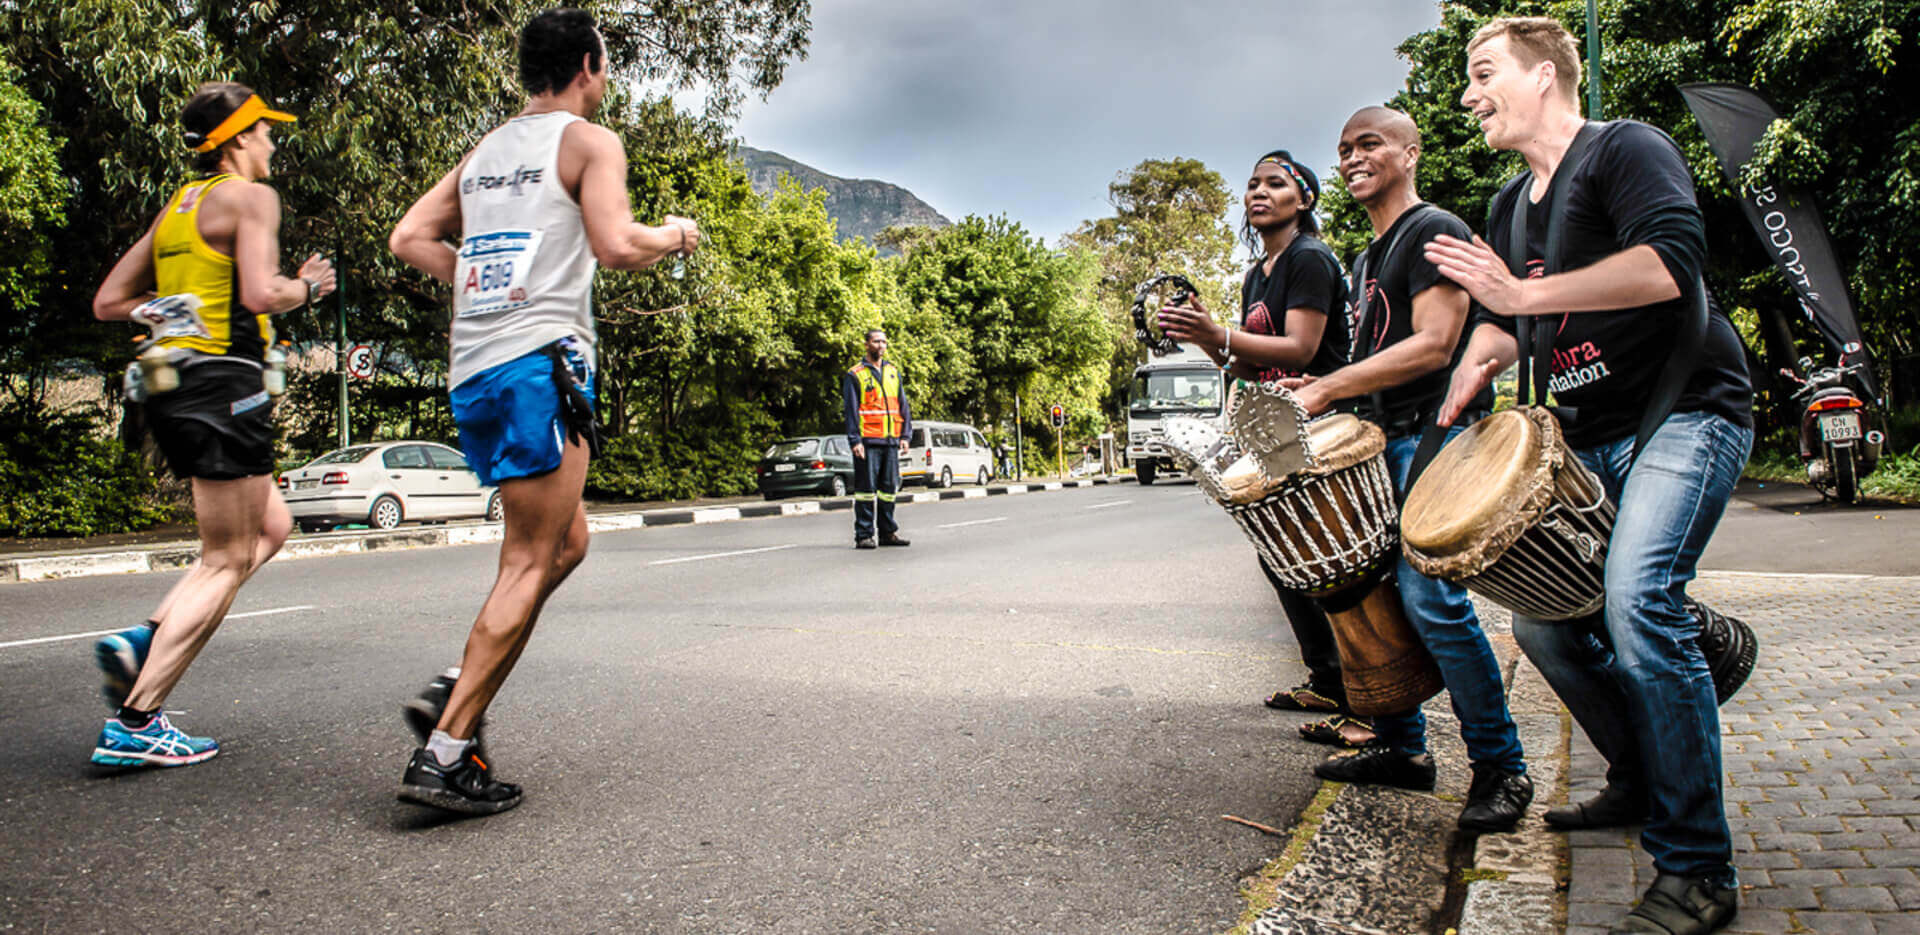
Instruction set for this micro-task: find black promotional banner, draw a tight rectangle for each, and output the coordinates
[1679,82,1875,395]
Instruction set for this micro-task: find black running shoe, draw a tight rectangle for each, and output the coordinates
[402,672,486,759]
[1689,600,1757,705]
[1458,765,1534,832]
[1313,744,1437,791]
[398,747,523,815]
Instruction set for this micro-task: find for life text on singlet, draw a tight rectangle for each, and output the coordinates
[1238,235,1350,382]
[450,111,598,390]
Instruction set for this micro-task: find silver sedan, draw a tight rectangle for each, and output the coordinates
[278,441,502,533]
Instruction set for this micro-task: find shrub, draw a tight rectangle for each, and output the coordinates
[587,405,771,502]
[0,406,167,536]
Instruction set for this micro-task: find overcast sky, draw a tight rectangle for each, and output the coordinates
[726,0,1447,245]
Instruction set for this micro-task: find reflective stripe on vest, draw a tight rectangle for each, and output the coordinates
[851,362,904,439]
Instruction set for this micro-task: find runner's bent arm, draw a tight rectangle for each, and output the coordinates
[570,122,695,270]
[93,221,161,321]
[390,161,467,283]
[231,183,335,313]
[1292,282,1468,414]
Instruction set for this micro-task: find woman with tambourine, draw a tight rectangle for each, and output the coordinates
[1156,150,1367,747]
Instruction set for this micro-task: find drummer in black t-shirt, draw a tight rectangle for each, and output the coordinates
[1277,107,1533,834]
[1157,150,1366,747]
[1426,18,1752,935]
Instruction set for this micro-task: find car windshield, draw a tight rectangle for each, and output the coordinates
[1130,369,1223,412]
[309,445,379,465]
[766,439,819,459]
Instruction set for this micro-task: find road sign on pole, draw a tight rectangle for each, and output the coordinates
[346,344,376,380]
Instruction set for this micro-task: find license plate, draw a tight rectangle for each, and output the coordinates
[773,463,796,472]
[294,479,319,490]
[1821,413,1862,441]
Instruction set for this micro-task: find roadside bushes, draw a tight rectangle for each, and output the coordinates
[0,406,167,536]
[586,406,770,503]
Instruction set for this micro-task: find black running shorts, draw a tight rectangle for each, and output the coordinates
[144,360,276,480]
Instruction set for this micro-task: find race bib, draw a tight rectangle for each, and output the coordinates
[455,229,544,318]
[130,293,209,339]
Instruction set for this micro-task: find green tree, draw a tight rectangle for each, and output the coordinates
[1059,158,1238,418]
[0,55,67,407]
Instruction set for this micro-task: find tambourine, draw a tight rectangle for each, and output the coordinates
[1131,273,1197,356]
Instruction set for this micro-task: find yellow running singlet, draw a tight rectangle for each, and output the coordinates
[151,174,273,360]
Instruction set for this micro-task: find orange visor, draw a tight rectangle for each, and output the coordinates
[192,95,297,153]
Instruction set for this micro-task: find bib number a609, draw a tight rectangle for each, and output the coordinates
[455,229,544,318]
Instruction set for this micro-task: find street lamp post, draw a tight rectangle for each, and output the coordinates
[1586,0,1604,118]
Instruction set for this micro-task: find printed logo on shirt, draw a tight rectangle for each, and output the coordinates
[1548,341,1611,395]
[462,165,544,197]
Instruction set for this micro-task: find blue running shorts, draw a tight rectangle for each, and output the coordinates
[450,342,596,487]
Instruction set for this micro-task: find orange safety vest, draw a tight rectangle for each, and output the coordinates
[850,361,905,439]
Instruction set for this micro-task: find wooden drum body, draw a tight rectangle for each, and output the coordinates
[1220,413,1442,715]
[1401,408,1615,622]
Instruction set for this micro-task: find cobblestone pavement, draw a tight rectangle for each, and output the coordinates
[1563,572,1920,935]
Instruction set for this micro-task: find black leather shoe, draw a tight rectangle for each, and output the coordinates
[855,538,877,550]
[1545,783,1650,830]
[1611,873,1738,934]
[1459,765,1534,832]
[1313,744,1436,791]
[398,747,523,816]
[879,533,910,547]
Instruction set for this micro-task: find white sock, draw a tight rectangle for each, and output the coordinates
[426,730,472,767]
[441,666,462,680]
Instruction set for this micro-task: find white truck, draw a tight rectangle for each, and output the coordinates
[1124,347,1226,485]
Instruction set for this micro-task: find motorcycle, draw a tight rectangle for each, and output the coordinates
[1780,358,1884,503]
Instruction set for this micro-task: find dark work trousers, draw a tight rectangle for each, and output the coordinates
[852,440,901,541]
[1259,556,1344,697]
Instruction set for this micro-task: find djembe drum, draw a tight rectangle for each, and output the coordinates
[1401,407,1759,702]
[1176,391,1442,717]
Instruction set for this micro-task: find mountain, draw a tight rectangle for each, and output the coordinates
[735,146,951,251]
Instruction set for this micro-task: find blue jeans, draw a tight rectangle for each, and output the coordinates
[1371,424,1527,774]
[1510,410,1751,885]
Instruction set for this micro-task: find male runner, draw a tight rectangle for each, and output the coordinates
[1427,17,1753,933]
[388,7,698,814]
[1279,107,1532,833]
[90,83,334,767]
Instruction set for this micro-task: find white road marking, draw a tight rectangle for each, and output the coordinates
[650,544,798,566]
[939,517,1008,529]
[0,605,316,651]
[1084,500,1134,510]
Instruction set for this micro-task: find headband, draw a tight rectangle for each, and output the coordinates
[1255,155,1317,210]
[189,95,296,153]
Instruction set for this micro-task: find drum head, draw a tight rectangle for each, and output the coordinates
[1220,454,1285,504]
[1401,409,1550,557]
[1303,413,1385,473]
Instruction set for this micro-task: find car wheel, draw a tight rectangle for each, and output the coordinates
[369,495,403,530]
[1136,461,1157,486]
[830,475,848,497]
[485,491,503,522]
[976,465,989,485]
[939,466,953,489]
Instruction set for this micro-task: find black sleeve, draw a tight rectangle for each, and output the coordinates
[895,368,913,442]
[842,371,861,447]
[1592,123,1707,294]
[1280,248,1339,316]
[1403,212,1472,302]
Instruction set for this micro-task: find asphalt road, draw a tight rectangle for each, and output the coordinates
[2,478,1911,934]
[1,483,1329,934]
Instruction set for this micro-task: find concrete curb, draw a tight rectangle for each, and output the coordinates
[0,475,1136,584]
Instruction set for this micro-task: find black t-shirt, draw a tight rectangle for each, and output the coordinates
[1239,234,1350,382]
[1347,203,1493,426]
[1480,120,1753,449]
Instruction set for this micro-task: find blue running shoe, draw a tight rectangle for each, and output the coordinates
[90,714,218,768]
[94,624,154,708]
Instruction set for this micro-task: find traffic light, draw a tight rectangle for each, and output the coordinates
[1049,404,1065,428]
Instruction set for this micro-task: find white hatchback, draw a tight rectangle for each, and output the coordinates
[279,442,501,533]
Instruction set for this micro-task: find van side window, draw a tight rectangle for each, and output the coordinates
[911,428,928,447]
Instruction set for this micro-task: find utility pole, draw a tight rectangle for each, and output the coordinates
[1013,391,1023,480]
[1586,0,1604,118]
[336,246,349,448]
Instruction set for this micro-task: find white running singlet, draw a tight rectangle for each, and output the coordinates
[449,111,597,389]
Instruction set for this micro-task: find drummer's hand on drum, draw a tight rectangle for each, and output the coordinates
[1278,375,1330,416]
[1437,356,1503,427]
[1424,233,1531,318]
